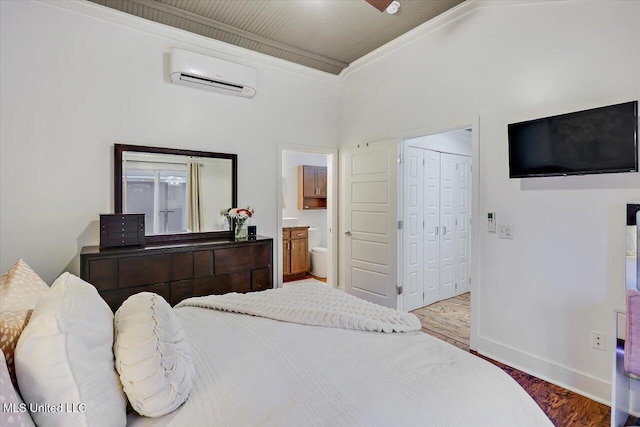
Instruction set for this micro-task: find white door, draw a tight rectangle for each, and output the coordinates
[423,150,441,306]
[439,153,456,300]
[403,146,424,311]
[455,155,472,295]
[341,140,398,308]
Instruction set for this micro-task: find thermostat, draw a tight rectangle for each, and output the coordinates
[488,212,496,232]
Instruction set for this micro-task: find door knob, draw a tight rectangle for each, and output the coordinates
[344,231,352,236]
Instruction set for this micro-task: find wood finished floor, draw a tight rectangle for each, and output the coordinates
[411,294,637,427]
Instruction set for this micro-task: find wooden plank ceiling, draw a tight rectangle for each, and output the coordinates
[89,0,464,75]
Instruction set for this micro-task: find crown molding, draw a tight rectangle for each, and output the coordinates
[129,0,348,70]
[38,0,340,83]
[340,0,566,79]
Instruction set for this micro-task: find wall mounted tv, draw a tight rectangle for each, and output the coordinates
[508,101,638,178]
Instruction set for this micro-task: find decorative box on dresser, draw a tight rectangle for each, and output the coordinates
[282,226,309,282]
[80,236,273,311]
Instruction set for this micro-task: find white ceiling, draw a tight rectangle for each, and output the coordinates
[89,0,465,74]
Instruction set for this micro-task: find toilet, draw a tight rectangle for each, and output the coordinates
[308,228,327,278]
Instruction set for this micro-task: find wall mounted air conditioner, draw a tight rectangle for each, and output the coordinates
[169,48,257,98]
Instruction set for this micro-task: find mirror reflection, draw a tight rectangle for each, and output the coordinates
[123,152,232,235]
[115,144,237,242]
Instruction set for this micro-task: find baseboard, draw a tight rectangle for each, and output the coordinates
[476,335,612,406]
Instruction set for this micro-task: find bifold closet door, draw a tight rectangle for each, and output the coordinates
[456,155,472,295]
[440,153,472,298]
[402,148,471,310]
[403,146,425,312]
[423,150,441,306]
[403,148,442,311]
[439,154,456,300]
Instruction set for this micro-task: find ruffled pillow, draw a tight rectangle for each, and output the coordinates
[114,292,194,417]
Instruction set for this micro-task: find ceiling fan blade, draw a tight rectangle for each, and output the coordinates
[365,0,394,12]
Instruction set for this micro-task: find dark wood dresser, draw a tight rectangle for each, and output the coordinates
[80,236,273,311]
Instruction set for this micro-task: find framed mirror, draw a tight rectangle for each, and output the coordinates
[115,144,237,243]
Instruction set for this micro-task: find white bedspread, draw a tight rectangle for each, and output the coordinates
[176,282,421,333]
[127,307,552,426]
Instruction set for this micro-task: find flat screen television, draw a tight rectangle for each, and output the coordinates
[508,101,638,178]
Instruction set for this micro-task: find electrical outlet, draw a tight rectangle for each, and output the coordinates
[592,331,606,351]
[505,226,513,239]
[497,225,513,239]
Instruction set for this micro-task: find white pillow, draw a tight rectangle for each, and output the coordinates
[14,273,126,427]
[114,292,194,417]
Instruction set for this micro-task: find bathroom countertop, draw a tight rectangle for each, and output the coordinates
[283,225,310,230]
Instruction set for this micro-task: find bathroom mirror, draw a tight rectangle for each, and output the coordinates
[626,204,640,291]
[115,144,237,243]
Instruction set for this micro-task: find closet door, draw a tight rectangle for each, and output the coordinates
[423,150,441,306]
[402,146,424,311]
[455,156,472,295]
[439,153,456,300]
[401,148,471,308]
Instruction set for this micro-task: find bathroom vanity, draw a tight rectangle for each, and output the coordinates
[282,226,309,281]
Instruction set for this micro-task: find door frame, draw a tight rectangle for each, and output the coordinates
[398,118,480,351]
[276,143,338,289]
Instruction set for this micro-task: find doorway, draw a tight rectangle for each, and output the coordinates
[401,128,473,313]
[277,145,337,289]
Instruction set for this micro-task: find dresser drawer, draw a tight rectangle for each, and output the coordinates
[194,272,251,296]
[193,250,213,277]
[252,243,271,269]
[87,258,118,291]
[215,247,253,275]
[119,255,170,287]
[100,283,169,311]
[170,279,193,306]
[282,230,290,240]
[171,252,193,281]
[251,268,271,292]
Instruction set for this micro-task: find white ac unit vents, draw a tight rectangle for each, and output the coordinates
[169,48,257,98]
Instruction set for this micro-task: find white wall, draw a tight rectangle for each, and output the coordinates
[2,0,639,406]
[406,128,472,156]
[0,0,339,283]
[340,0,640,403]
[281,151,328,247]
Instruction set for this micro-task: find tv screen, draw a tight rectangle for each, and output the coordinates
[508,101,638,178]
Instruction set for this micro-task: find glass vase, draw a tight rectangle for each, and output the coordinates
[234,219,249,241]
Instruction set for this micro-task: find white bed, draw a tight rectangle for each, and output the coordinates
[127,304,552,426]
